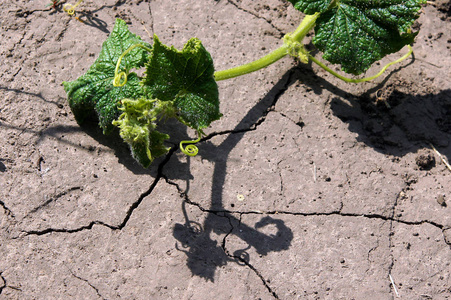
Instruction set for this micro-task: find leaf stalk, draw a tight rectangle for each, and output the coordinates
[308,45,413,83]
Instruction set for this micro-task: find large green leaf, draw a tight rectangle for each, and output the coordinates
[142,36,221,129]
[289,0,425,74]
[63,19,151,133]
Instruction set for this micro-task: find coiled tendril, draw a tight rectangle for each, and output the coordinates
[113,44,152,87]
[113,71,128,87]
[63,0,83,15]
[180,131,202,157]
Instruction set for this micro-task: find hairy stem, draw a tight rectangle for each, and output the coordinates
[214,45,289,81]
[214,13,319,81]
[289,13,319,42]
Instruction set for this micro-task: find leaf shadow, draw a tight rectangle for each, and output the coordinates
[74,119,171,176]
[0,86,62,107]
[289,60,451,163]
[329,89,451,158]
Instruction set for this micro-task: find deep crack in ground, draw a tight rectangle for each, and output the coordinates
[20,147,178,237]
[0,272,6,295]
[0,200,14,218]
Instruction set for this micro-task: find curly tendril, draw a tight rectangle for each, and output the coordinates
[113,71,127,87]
[63,0,83,16]
[180,131,202,157]
[113,43,153,87]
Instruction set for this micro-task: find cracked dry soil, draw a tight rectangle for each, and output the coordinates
[1,0,451,299]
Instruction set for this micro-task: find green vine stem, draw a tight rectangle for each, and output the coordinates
[214,13,319,81]
[214,12,413,83]
[213,45,289,81]
[113,43,152,87]
[114,13,413,86]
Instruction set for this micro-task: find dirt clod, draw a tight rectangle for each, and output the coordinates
[415,152,436,170]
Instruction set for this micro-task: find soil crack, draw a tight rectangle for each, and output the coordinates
[165,176,279,298]
[161,174,450,248]
[160,191,447,233]
[67,267,106,300]
[55,18,71,42]
[0,271,21,295]
[203,68,297,142]
[225,0,284,37]
[27,186,82,215]
[0,199,14,218]
[226,246,280,298]
[18,147,178,237]
[221,214,280,299]
[0,272,5,295]
[14,8,49,18]
[163,175,226,215]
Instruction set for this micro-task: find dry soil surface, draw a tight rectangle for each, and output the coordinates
[1,0,451,299]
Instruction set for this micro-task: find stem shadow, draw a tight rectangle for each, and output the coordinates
[168,69,297,281]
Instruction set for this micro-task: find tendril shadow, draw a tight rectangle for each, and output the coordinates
[74,11,109,33]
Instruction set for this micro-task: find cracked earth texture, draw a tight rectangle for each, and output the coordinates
[1,0,450,299]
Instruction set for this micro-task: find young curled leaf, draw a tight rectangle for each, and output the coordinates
[112,98,171,168]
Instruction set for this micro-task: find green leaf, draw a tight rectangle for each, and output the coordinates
[289,0,425,74]
[62,19,151,133]
[142,36,221,129]
[112,98,171,168]
[288,0,333,14]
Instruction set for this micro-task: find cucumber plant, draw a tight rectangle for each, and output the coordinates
[63,0,425,167]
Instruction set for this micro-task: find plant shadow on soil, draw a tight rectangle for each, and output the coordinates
[20,61,447,281]
[166,70,298,281]
[330,88,451,161]
[73,11,109,33]
[166,63,450,280]
[77,108,294,282]
[48,0,130,34]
